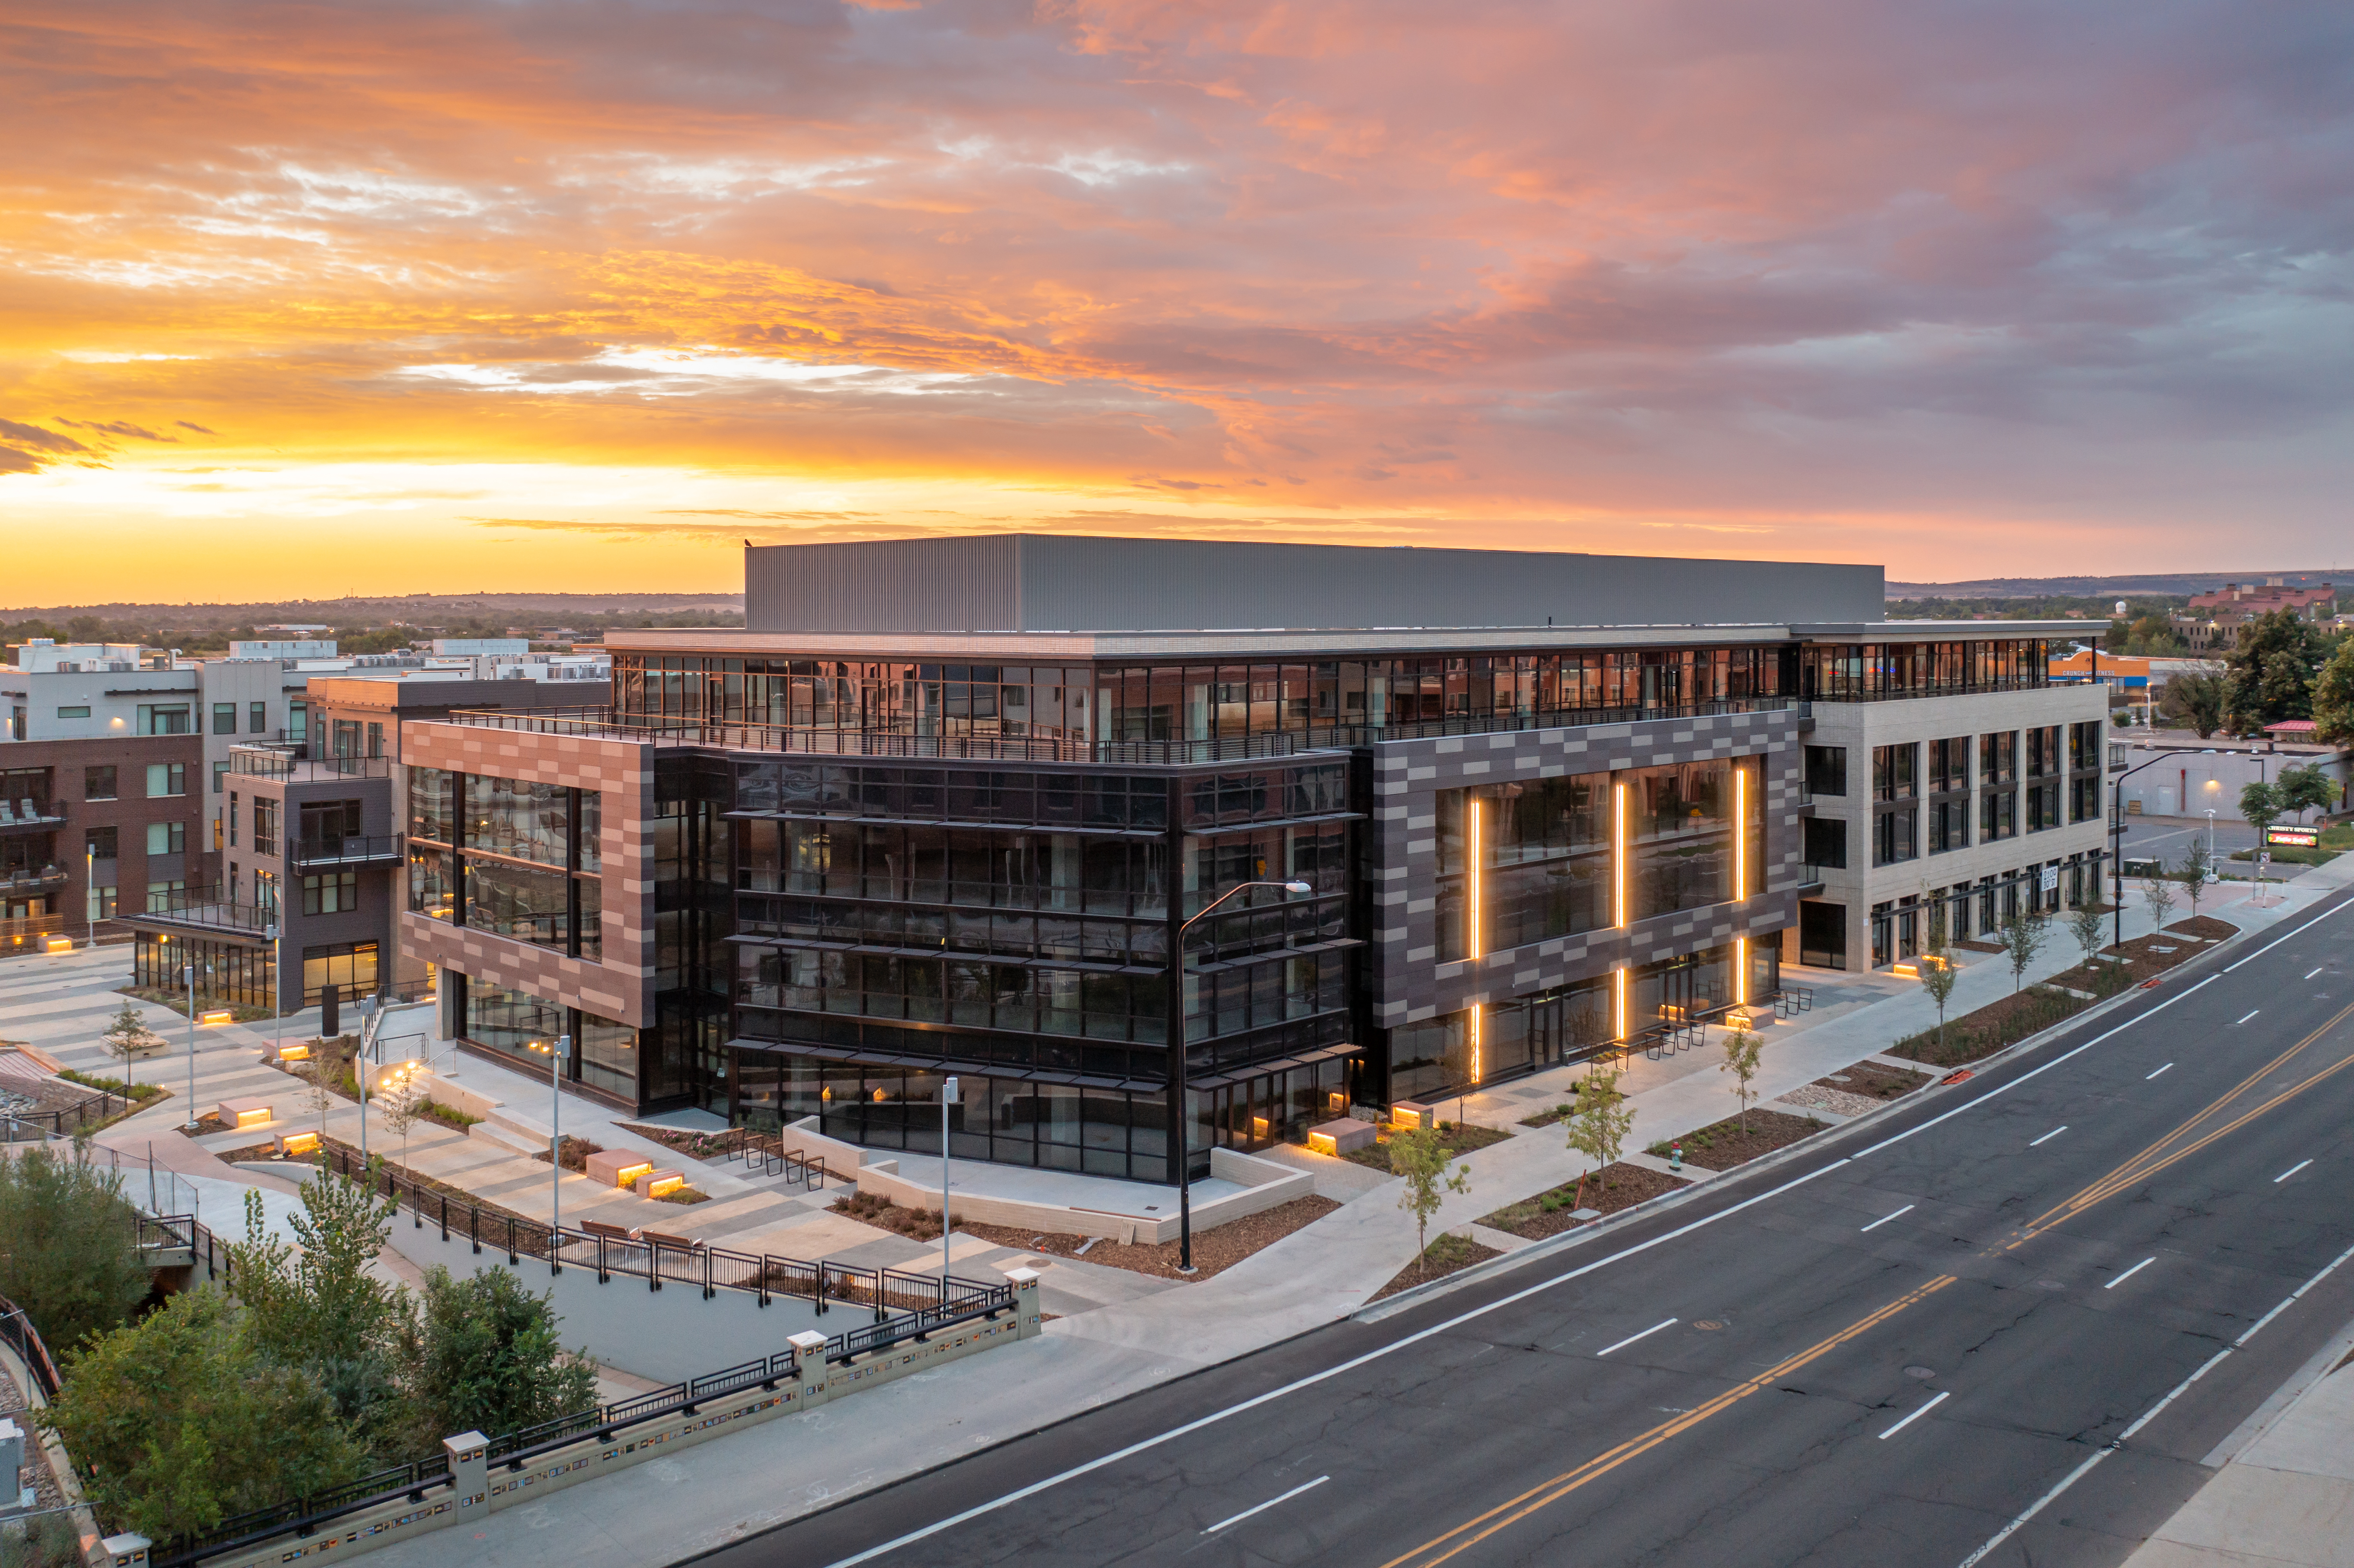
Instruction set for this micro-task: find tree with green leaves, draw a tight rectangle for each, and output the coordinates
[1563,1064,1635,1211]
[1917,925,1959,1056]
[1720,1026,1765,1132]
[229,1168,407,1457]
[2160,668,2228,738]
[1999,902,2047,992]
[2240,779,2282,839]
[2314,639,2354,748]
[100,1000,166,1088]
[1389,1127,1472,1281]
[396,1266,598,1453]
[40,1288,366,1544]
[2068,898,2108,971]
[2223,609,2328,735]
[0,1142,150,1353]
[2276,764,2336,824]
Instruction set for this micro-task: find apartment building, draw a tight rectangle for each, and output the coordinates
[2171,580,2338,652]
[116,669,609,1011]
[392,535,2105,1186]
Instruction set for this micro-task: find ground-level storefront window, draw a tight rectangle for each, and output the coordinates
[459,978,640,1103]
[133,932,273,1008]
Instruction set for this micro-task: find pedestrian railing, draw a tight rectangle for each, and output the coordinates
[0,1290,61,1401]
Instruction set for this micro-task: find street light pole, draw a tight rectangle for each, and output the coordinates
[182,962,197,1129]
[940,1075,959,1294]
[2111,753,2173,956]
[549,1033,568,1275]
[1174,878,1313,1274]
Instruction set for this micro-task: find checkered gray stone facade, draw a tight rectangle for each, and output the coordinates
[1369,707,1803,1029]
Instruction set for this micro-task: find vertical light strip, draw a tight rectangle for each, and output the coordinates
[1466,797,1484,962]
[1735,936,1748,1006]
[1469,1003,1482,1083]
[1734,762,1747,903]
[1613,966,1627,1040]
[1613,780,1628,928]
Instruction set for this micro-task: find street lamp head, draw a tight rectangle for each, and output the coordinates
[1282,880,1313,895]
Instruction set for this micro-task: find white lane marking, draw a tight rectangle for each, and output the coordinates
[2307,967,2326,980]
[2029,1126,2068,1147]
[2226,897,2354,972]
[1956,1236,2354,1568]
[2234,1010,2261,1026]
[2104,1257,2156,1291]
[1596,1318,1679,1358]
[810,1157,1853,1568]
[1201,1475,1328,1534]
[2275,1160,2314,1184]
[1853,976,2217,1161]
[2146,1063,2174,1080]
[1878,1390,1951,1440]
[1860,1204,1915,1232]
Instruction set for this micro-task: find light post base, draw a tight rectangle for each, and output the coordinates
[1176,1265,1198,1276]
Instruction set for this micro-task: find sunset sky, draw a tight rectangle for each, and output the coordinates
[5,0,2351,603]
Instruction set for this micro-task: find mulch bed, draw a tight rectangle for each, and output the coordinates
[1817,1061,1931,1101]
[618,1123,747,1162]
[959,1195,1344,1283]
[1953,939,2006,955]
[1340,1119,1516,1172]
[1648,1108,1828,1170]
[530,1135,605,1172]
[832,1190,943,1241]
[174,1111,231,1136]
[1897,920,2236,1070]
[2167,916,2238,941]
[1370,1233,1503,1301]
[1480,1161,1688,1240]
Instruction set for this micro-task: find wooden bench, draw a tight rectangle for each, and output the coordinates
[639,1229,702,1252]
[579,1219,638,1242]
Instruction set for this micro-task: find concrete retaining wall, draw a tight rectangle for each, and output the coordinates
[782,1120,1316,1245]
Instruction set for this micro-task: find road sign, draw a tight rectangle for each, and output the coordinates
[2266,824,2320,848]
[2039,865,2059,892]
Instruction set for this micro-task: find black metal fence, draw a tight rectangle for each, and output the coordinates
[0,1290,60,1400]
[0,1085,149,1139]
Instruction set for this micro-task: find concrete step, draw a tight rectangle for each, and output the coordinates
[469,1117,549,1157]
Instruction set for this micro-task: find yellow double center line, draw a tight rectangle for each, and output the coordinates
[1382,996,2354,1568]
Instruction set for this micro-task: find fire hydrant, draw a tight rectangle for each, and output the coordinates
[1669,1142,1684,1174]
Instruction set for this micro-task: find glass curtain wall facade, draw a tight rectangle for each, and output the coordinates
[729,756,1360,1181]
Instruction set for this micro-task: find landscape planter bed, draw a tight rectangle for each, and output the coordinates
[1340,1119,1515,1172]
[960,1194,1342,1282]
[1480,1161,1689,1241]
[1370,1233,1502,1301]
[1648,1108,1828,1170]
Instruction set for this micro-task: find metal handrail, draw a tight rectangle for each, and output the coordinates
[0,1291,61,1400]
[291,832,405,868]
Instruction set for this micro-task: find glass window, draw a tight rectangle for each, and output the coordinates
[463,774,569,866]
[249,701,268,733]
[408,767,455,843]
[464,982,563,1065]
[55,705,90,719]
[302,871,358,915]
[84,765,116,800]
[464,858,571,951]
[577,1012,636,1097]
[137,704,191,735]
[300,940,379,1008]
[212,703,237,735]
[407,847,454,921]
[145,762,186,798]
[1804,746,1846,796]
[145,821,186,856]
[1628,756,1756,919]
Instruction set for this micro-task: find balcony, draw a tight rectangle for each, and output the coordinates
[0,864,69,898]
[124,886,279,939]
[0,798,67,834]
[230,745,391,781]
[292,833,404,869]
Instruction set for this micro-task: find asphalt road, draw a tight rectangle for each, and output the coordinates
[707,888,2354,1568]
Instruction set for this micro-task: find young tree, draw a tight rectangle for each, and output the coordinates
[1563,1065,1635,1211]
[2068,899,2108,971]
[1720,1026,1765,1132]
[1388,1127,1472,1281]
[100,1000,165,1088]
[40,1289,366,1543]
[2140,870,2179,936]
[2178,839,2215,921]
[0,1143,150,1352]
[296,1041,341,1142]
[2276,764,2336,824]
[1917,927,1959,1057]
[1999,903,2048,992]
[397,1266,598,1451]
[376,1069,425,1174]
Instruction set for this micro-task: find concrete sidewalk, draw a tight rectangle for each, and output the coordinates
[2120,1319,2354,1567]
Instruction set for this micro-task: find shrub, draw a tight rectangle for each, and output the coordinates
[0,1143,150,1353]
[396,1267,597,1452]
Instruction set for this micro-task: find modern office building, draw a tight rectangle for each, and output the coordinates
[397,535,2108,1185]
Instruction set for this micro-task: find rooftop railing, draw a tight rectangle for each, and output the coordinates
[230,745,392,780]
[291,832,405,868]
[126,884,280,936]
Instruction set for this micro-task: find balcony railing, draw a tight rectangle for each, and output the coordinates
[441,697,1796,762]
[292,833,404,868]
[0,797,67,832]
[0,864,68,897]
[230,746,392,780]
[127,886,280,936]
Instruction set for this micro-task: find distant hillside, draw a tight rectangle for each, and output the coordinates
[1888,571,2337,599]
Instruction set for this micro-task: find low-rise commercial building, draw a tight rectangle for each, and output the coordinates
[395,535,2110,1186]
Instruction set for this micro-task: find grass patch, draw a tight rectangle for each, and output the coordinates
[55,1068,166,1102]
[419,1100,480,1130]
[2228,823,2351,865]
[1340,1118,1516,1172]
[656,1185,711,1205]
[1370,1233,1501,1300]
